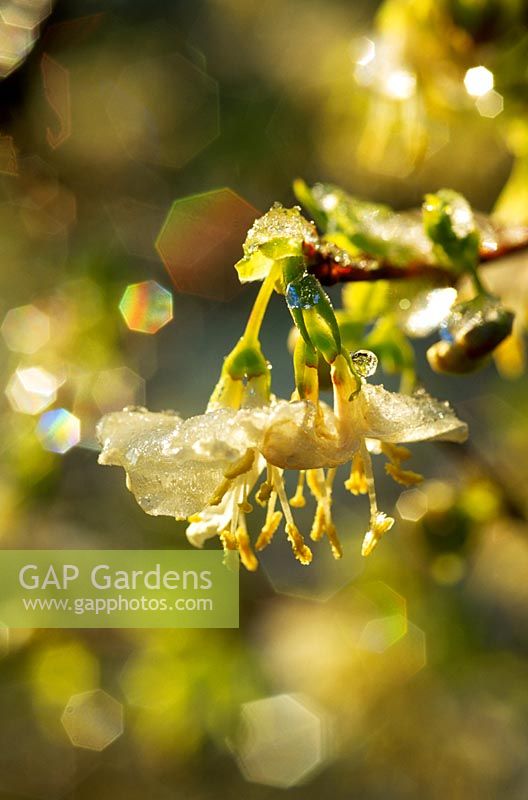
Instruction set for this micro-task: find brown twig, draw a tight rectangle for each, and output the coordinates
[305,226,528,286]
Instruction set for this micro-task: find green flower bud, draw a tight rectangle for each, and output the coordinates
[208,337,271,408]
[293,336,319,401]
[427,296,514,374]
[286,272,341,363]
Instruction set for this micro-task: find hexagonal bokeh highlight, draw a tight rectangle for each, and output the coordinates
[356,617,427,686]
[362,580,408,619]
[5,366,60,414]
[91,366,145,414]
[1,304,50,353]
[0,18,35,78]
[394,620,427,678]
[476,90,504,119]
[233,694,330,788]
[119,280,173,334]
[107,52,219,169]
[1,0,51,30]
[61,689,123,752]
[156,188,260,302]
[36,408,80,453]
[397,488,429,522]
[358,613,408,654]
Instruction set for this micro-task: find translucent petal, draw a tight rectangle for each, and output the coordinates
[358,385,468,443]
[97,406,269,519]
[260,400,359,470]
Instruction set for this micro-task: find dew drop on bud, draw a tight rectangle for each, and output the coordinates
[351,349,378,377]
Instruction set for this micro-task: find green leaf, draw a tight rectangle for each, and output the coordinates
[422,189,480,272]
[295,180,432,267]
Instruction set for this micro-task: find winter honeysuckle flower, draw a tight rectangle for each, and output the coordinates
[97,401,321,569]
[97,358,466,565]
[97,405,266,520]
[98,197,470,569]
[260,352,467,556]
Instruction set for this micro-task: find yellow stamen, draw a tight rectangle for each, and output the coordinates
[236,525,259,572]
[381,442,423,488]
[357,441,394,556]
[310,503,326,542]
[360,441,380,515]
[362,512,394,557]
[220,530,237,551]
[224,449,255,480]
[308,469,342,559]
[290,471,306,508]
[256,511,283,550]
[208,477,231,507]
[271,466,313,565]
[345,452,368,495]
[256,490,282,550]
[255,481,272,506]
[285,523,313,565]
[255,465,273,506]
[325,521,343,559]
[208,449,256,507]
[306,468,324,501]
[385,462,423,487]
[381,443,412,463]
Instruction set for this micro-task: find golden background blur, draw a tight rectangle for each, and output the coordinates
[1,1,528,797]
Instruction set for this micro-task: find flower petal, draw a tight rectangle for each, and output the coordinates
[186,456,264,548]
[260,400,359,469]
[97,406,268,519]
[358,384,468,443]
[185,495,233,548]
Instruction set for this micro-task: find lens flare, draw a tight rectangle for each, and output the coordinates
[119,280,173,334]
[36,408,80,453]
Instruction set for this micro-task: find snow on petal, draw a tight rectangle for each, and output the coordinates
[97,406,269,520]
[260,399,359,470]
[358,384,468,444]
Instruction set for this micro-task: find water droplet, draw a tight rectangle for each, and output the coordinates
[351,349,378,377]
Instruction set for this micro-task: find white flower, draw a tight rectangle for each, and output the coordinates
[261,379,467,471]
[257,353,467,557]
[97,364,467,566]
[97,405,269,519]
[97,402,314,569]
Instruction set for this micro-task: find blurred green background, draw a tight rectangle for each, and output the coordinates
[1,0,528,797]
